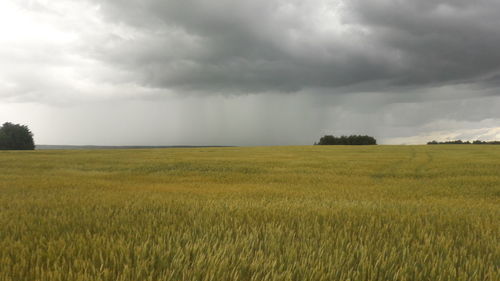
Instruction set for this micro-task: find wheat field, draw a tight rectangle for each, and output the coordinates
[0,145,499,281]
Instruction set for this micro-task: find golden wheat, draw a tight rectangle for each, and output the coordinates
[0,145,499,281]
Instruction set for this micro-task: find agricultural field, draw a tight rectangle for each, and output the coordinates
[0,145,499,281]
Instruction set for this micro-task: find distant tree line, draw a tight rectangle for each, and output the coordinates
[427,140,500,145]
[0,122,35,150]
[315,135,377,145]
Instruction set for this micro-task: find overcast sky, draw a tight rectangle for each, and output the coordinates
[1,0,500,145]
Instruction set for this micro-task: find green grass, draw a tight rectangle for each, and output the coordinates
[0,145,499,281]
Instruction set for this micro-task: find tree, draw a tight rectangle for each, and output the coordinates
[427,139,500,145]
[316,135,377,145]
[0,122,35,150]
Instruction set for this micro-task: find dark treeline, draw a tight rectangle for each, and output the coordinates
[0,122,35,150]
[316,135,377,145]
[427,140,500,145]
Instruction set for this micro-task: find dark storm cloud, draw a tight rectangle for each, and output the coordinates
[85,0,500,95]
[347,0,500,86]
[2,0,500,145]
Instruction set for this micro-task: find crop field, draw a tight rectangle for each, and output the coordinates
[0,145,499,281]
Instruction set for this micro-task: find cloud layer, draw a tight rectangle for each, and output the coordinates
[87,0,500,94]
[4,0,500,99]
[1,0,500,144]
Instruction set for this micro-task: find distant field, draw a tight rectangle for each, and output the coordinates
[0,146,499,281]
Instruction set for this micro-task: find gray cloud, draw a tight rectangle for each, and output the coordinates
[346,0,500,85]
[1,0,500,145]
[79,0,500,95]
[6,0,500,98]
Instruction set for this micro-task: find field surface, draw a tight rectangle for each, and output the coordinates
[0,146,499,281]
